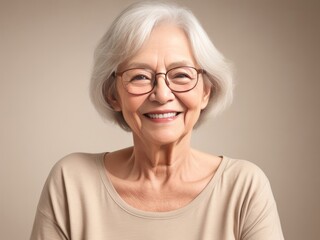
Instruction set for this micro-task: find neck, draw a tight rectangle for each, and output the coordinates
[129,132,195,182]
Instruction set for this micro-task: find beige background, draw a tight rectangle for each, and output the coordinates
[1,0,319,239]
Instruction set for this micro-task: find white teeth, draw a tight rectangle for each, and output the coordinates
[147,112,177,119]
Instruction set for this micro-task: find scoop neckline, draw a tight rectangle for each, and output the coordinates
[97,152,229,219]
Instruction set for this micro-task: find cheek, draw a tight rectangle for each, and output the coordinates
[116,86,143,113]
[118,94,146,120]
[177,86,208,125]
[182,97,201,110]
[122,98,139,112]
[180,87,207,110]
[120,98,143,130]
[177,94,203,125]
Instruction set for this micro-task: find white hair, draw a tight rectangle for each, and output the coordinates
[90,1,234,131]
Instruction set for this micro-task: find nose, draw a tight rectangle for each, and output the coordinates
[149,73,175,104]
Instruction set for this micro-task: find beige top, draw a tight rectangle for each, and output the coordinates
[30,153,284,240]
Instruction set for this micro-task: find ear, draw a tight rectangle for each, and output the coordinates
[107,95,122,112]
[105,88,122,112]
[200,82,212,110]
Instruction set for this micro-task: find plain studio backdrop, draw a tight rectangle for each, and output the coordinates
[1,0,319,239]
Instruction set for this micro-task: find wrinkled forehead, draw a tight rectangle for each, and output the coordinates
[117,23,196,71]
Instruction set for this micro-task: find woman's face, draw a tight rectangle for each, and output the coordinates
[112,24,211,145]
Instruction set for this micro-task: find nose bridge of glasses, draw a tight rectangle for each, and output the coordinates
[154,72,170,87]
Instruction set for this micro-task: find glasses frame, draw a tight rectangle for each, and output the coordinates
[113,66,206,95]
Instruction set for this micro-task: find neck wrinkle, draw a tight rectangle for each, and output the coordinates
[130,133,193,183]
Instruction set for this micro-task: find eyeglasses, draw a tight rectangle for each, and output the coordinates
[114,66,206,95]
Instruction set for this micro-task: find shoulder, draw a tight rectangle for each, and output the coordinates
[35,153,106,236]
[52,152,103,172]
[221,157,271,191]
[39,152,105,205]
[47,152,105,185]
[220,158,284,239]
[217,157,278,217]
[223,157,268,179]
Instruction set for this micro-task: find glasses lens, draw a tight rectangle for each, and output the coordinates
[120,67,200,94]
[167,67,198,92]
[122,69,154,94]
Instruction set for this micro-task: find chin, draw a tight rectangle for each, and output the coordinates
[142,128,190,146]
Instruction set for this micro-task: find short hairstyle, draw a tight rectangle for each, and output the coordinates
[90,1,234,131]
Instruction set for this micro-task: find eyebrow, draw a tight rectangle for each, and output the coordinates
[125,60,196,71]
[126,62,153,69]
[167,60,195,69]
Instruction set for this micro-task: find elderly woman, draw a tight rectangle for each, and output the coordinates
[31,2,284,240]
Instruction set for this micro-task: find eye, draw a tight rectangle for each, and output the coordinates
[172,72,192,79]
[168,68,195,85]
[130,74,151,82]
[168,67,195,80]
[123,69,153,84]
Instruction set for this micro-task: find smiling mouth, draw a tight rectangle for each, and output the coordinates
[144,112,181,119]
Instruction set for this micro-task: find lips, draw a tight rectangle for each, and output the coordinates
[144,112,181,119]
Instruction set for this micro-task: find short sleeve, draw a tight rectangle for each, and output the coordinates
[30,209,68,240]
[240,173,284,240]
[30,159,71,240]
